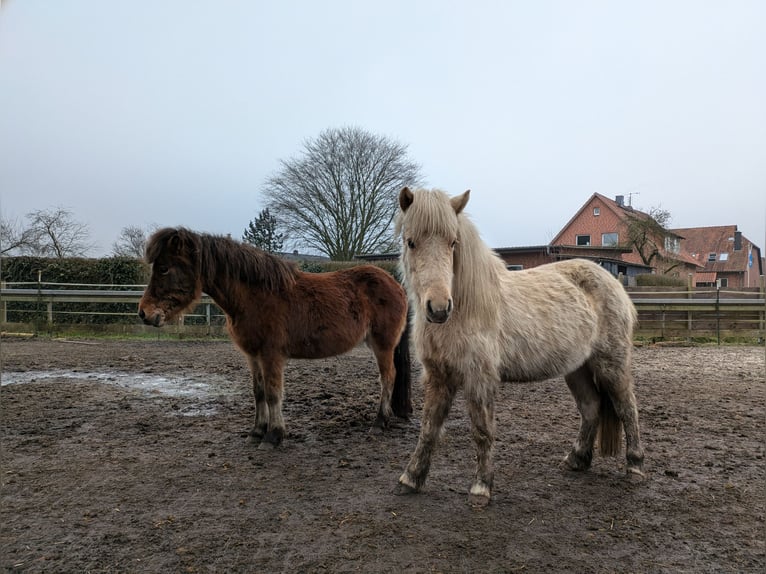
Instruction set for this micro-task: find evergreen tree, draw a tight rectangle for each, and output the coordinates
[242,208,284,253]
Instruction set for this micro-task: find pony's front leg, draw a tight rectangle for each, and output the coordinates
[465,381,497,506]
[396,370,458,494]
[258,356,287,449]
[246,357,269,443]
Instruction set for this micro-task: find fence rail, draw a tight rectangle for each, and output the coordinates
[1,283,764,342]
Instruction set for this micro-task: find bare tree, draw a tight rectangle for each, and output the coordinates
[26,207,93,258]
[623,206,673,267]
[0,216,38,255]
[263,127,423,260]
[112,225,153,258]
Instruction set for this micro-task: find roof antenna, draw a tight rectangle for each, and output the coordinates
[627,191,640,207]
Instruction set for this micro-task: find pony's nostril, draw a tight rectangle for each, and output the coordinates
[447,299,453,313]
[138,309,145,319]
[426,300,434,315]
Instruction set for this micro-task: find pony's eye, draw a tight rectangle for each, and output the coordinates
[406,239,416,249]
[157,265,170,275]
[451,240,458,249]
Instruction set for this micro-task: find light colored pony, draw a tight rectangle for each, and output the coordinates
[394,187,645,505]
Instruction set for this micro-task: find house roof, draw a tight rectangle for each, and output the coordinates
[550,193,683,246]
[671,225,761,274]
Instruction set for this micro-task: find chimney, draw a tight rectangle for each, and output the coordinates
[734,231,742,251]
[615,195,624,207]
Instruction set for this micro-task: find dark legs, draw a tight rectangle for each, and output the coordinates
[564,358,645,478]
[370,347,397,431]
[563,365,601,471]
[246,355,286,448]
[247,357,268,441]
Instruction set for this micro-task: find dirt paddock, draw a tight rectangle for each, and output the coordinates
[1,338,764,573]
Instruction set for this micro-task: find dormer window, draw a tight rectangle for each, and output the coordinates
[708,253,716,262]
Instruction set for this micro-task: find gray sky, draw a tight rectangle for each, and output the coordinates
[1,0,764,257]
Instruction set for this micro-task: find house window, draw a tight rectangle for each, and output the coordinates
[708,253,716,262]
[602,232,618,246]
[719,253,729,261]
[506,264,523,271]
[717,278,728,288]
[576,235,591,246]
[593,207,600,216]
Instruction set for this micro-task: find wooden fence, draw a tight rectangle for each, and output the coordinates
[1,281,764,342]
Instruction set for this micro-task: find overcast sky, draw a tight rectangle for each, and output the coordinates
[1,0,764,257]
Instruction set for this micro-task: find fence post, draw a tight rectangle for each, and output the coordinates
[687,274,693,342]
[1,280,6,324]
[716,283,721,346]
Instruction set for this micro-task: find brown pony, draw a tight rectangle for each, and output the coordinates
[394,188,645,505]
[138,227,411,447]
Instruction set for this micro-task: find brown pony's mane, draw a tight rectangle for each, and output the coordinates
[145,227,297,292]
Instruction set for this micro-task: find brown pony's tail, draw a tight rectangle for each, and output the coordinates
[390,311,412,418]
[598,392,623,457]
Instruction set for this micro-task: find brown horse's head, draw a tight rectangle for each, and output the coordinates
[397,187,470,324]
[138,227,203,327]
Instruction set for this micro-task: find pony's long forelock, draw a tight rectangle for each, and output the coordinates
[397,189,505,324]
[395,189,461,240]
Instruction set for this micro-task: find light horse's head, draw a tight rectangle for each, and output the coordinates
[138,227,203,327]
[396,187,470,324]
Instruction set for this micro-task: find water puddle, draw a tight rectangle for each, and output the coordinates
[1,370,221,416]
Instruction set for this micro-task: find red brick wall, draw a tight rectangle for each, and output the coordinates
[553,196,649,266]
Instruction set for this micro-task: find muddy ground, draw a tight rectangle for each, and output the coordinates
[1,338,764,573]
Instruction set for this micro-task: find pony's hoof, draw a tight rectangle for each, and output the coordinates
[369,425,385,436]
[562,452,591,472]
[627,467,647,482]
[468,493,491,508]
[257,440,277,451]
[394,482,419,496]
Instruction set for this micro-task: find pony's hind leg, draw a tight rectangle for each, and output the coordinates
[396,368,459,495]
[369,345,397,431]
[591,355,645,478]
[246,356,269,443]
[563,365,600,471]
[604,373,645,478]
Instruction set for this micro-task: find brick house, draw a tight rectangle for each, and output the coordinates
[550,193,701,279]
[671,226,764,288]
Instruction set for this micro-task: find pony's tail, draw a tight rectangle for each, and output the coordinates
[391,311,412,419]
[598,392,622,457]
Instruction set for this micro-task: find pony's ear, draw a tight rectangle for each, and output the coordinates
[166,229,184,255]
[451,189,470,215]
[399,187,414,212]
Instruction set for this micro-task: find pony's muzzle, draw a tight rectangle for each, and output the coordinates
[138,307,163,327]
[426,298,453,324]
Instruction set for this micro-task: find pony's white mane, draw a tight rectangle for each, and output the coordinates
[397,189,506,324]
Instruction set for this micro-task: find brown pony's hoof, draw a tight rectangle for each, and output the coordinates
[369,425,385,436]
